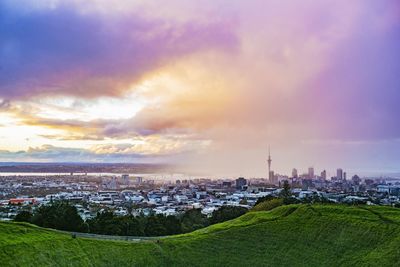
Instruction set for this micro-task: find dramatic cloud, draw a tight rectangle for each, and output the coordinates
[0,1,237,99]
[0,0,399,176]
[0,139,208,163]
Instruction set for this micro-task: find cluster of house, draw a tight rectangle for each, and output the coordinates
[1,174,400,221]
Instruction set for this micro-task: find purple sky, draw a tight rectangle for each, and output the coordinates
[0,0,399,176]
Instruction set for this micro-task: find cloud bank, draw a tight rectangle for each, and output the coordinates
[0,1,237,99]
[0,0,399,176]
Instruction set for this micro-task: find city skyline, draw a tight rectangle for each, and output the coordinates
[0,1,400,176]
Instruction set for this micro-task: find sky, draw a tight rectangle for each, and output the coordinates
[0,0,399,177]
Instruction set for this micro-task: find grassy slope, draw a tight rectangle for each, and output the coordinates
[1,204,400,267]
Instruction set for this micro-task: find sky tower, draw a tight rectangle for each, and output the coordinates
[268,147,272,181]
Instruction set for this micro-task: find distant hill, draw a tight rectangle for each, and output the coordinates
[0,162,171,173]
[1,204,400,266]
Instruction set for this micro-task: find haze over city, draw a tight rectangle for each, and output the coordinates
[0,0,400,177]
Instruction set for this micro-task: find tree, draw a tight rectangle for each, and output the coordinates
[87,211,123,235]
[300,193,331,204]
[31,201,85,232]
[145,215,167,236]
[180,209,209,233]
[123,216,145,236]
[280,180,291,199]
[210,206,248,224]
[14,210,32,223]
[239,198,248,205]
[164,215,181,235]
[280,180,297,204]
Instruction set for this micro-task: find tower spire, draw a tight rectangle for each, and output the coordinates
[268,146,272,182]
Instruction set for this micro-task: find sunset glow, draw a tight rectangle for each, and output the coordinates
[0,0,399,176]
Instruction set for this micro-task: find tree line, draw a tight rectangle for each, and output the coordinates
[15,202,248,236]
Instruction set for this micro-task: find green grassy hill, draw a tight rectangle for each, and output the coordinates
[1,204,400,266]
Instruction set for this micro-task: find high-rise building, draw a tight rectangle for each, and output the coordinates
[267,147,272,183]
[134,176,143,184]
[321,170,327,180]
[222,181,232,188]
[292,168,298,178]
[352,175,361,185]
[269,171,275,184]
[308,167,314,179]
[343,172,347,181]
[337,168,343,180]
[109,176,118,190]
[122,174,130,186]
[236,177,247,190]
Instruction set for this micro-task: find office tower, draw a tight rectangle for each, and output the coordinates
[134,176,143,184]
[292,168,298,178]
[321,170,327,180]
[110,176,118,190]
[352,175,361,185]
[308,167,314,179]
[122,174,130,186]
[236,177,247,190]
[337,168,343,180]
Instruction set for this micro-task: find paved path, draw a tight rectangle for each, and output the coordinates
[58,230,164,242]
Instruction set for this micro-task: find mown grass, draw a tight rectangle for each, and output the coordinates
[1,204,400,266]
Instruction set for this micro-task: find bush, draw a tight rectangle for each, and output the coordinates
[254,195,276,206]
[252,198,284,212]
